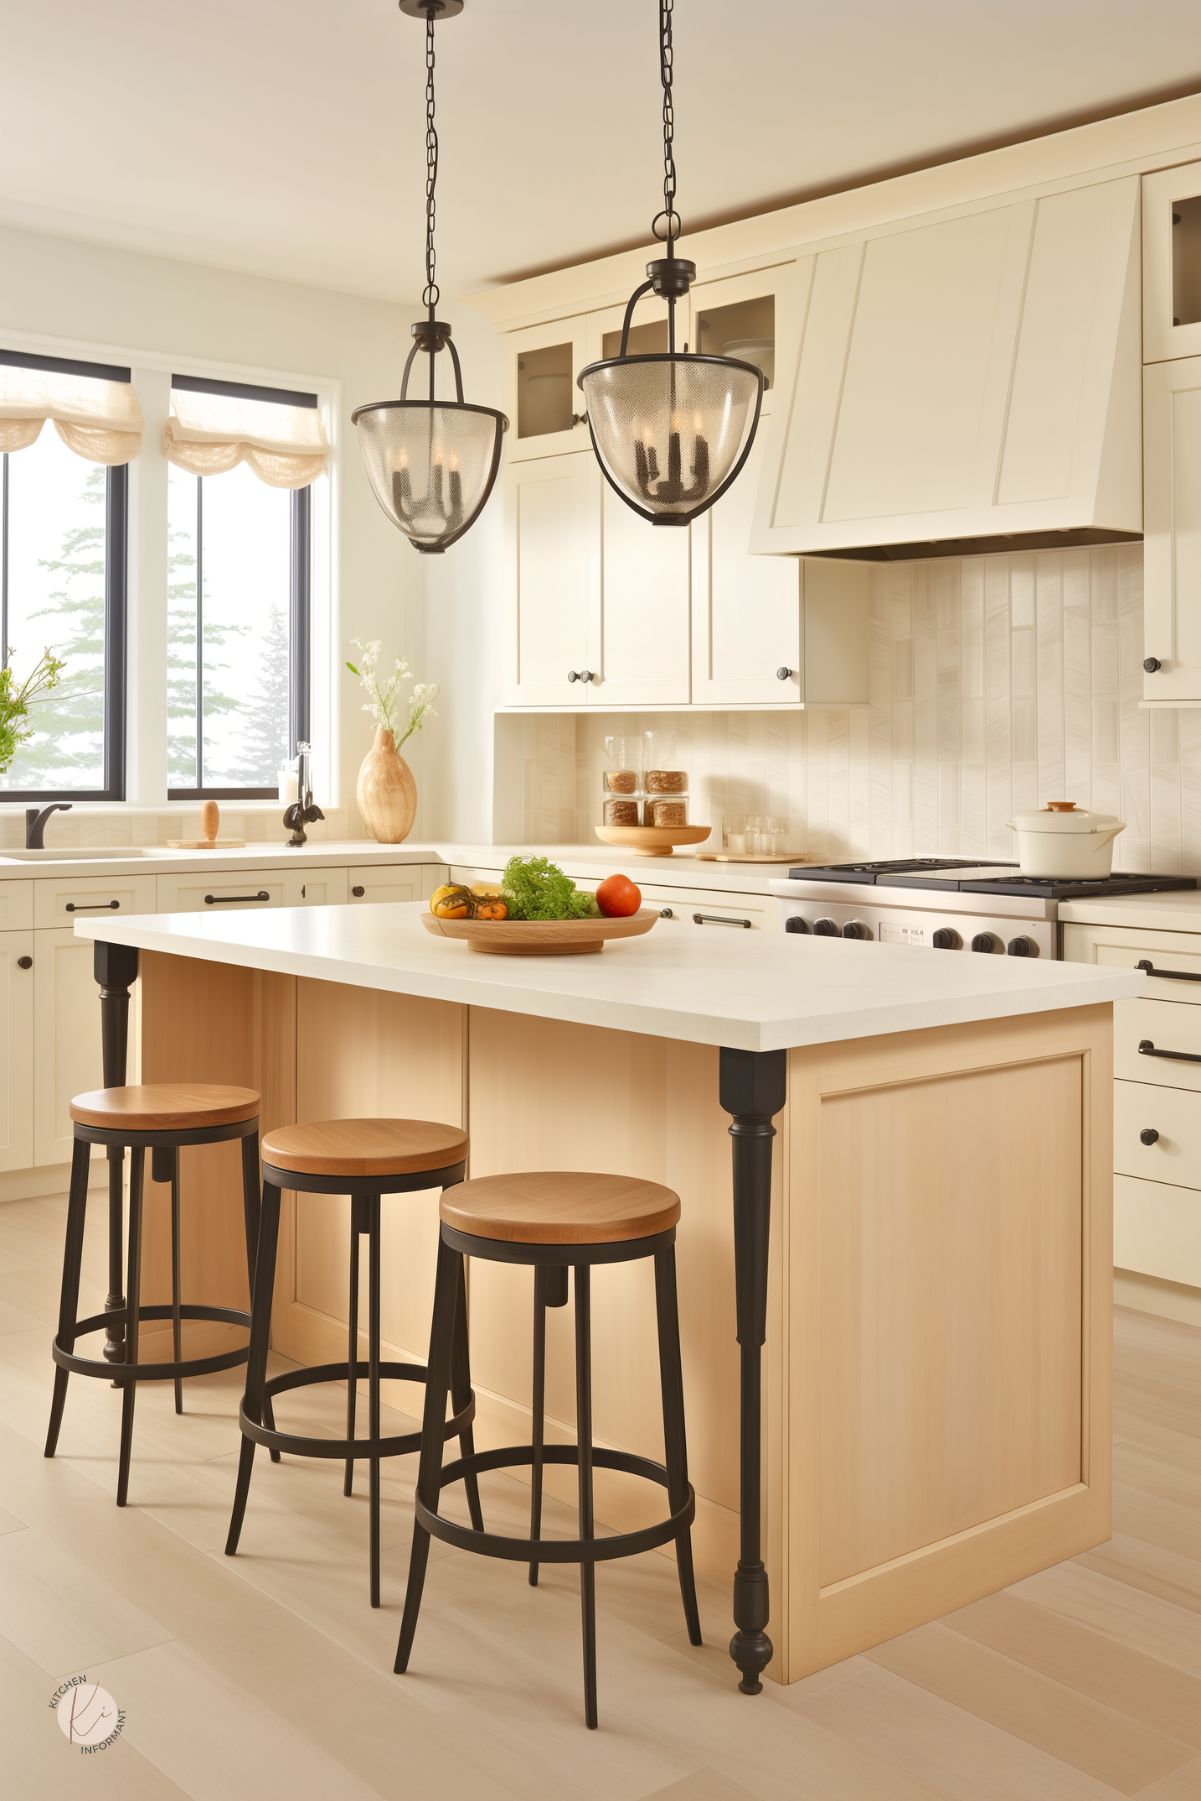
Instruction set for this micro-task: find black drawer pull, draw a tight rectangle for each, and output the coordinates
[204,890,270,905]
[659,907,674,919]
[65,899,120,912]
[17,955,32,970]
[1138,1038,1201,1065]
[351,885,366,898]
[692,911,752,929]
[1136,958,1201,983]
[1140,1127,1160,1146]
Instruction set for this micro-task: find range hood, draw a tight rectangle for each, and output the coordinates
[751,174,1141,560]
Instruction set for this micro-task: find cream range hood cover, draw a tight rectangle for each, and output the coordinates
[751,175,1141,560]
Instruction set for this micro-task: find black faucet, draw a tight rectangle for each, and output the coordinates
[25,802,73,849]
[283,742,324,848]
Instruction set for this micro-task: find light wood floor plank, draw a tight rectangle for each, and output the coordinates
[865,1621,1196,1794]
[942,1588,1201,1747]
[1134,1757,1201,1799]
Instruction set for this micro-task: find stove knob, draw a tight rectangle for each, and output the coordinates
[932,927,961,950]
[971,931,1001,954]
[1007,935,1038,958]
[842,920,871,940]
[813,917,840,937]
[784,915,810,934]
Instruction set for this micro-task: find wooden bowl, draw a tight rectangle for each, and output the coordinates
[421,910,658,956]
[594,824,713,857]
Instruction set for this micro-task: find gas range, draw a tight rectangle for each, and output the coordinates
[770,859,1198,958]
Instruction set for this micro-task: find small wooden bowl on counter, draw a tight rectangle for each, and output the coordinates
[594,824,713,857]
[420,910,659,956]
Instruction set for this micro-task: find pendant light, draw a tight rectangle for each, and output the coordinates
[577,0,764,527]
[353,0,507,553]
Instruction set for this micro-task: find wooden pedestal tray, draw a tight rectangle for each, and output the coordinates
[421,911,658,956]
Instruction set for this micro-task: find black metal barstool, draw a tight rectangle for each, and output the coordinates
[394,1170,702,1730]
[224,1117,484,1608]
[45,1082,261,1506]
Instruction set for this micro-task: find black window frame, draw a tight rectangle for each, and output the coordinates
[0,347,129,802]
[167,373,313,802]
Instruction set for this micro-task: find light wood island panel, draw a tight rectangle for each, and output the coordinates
[134,957,1112,1684]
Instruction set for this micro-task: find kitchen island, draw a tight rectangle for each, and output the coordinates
[75,902,1142,1688]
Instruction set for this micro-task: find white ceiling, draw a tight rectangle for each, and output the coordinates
[1,0,1198,303]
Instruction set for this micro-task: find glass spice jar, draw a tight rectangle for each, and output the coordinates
[603,797,641,827]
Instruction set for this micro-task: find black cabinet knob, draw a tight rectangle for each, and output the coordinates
[17,955,32,970]
[813,917,840,937]
[784,914,809,933]
[659,907,674,919]
[1144,656,1162,674]
[842,920,871,940]
[1140,1127,1160,1145]
[776,666,793,681]
[351,884,366,898]
[1007,936,1037,957]
[932,927,960,950]
[971,932,1000,954]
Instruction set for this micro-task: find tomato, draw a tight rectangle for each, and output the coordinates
[596,873,642,918]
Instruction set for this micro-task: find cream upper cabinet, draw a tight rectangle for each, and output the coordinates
[692,431,869,706]
[1143,356,1201,704]
[503,451,691,707]
[692,430,801,703]
[503,453,600,705]
[753,177,1141,556]
[1142,159,1201,363]
[689,264,790,414]
[594,485,691,706]
[505,317,590,461]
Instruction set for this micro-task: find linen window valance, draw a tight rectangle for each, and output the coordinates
[0,359,143,464]
[162,383,329,489]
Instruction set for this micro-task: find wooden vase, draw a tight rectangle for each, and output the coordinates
[356,726,417,844]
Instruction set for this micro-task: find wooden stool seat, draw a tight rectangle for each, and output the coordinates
[261,1118,469,1179]
[440,1170,681,1246]
[70,1082,261,1131]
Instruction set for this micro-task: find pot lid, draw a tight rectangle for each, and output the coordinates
[1011,802,1125,835]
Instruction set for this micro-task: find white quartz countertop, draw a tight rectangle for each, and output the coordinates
[74,900,1145,1055]
[1059,889,1201,934]
[0,838,795,894]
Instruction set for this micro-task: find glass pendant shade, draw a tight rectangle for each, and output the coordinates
[578,351,763,525]
[353,395,505,553]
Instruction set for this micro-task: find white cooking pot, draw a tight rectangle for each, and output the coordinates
[1008,803,1126,878]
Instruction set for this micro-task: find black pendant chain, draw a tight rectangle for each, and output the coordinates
[653,0,681,246]
[423,9,440,314]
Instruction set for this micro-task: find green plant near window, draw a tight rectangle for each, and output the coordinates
[0,649,66,776]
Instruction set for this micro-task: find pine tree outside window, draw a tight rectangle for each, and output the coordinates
[0,355,128,800]
[165,376,313,800]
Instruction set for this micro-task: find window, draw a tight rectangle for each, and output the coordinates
[166,376,312,799]
[0,350,128,800]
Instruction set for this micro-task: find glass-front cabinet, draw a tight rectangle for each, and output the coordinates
[688,264,790,412]
[505,317,590,460]
[1143,159,1201,362]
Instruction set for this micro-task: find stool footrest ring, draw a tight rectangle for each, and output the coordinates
[239,1360,476,1460]
[417,1443,695,1564]
[52,1303,251,1383]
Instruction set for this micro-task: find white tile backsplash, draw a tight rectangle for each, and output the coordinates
[522,543,1201,875]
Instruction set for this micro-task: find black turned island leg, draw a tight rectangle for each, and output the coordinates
[94,941,139,1371]
[719,1046,786,1696]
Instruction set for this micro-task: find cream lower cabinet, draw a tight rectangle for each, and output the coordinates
[1063,919,1201,1288]
[0,931,36,1173]
[347,864,439,904]
[33,928,108,1168]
